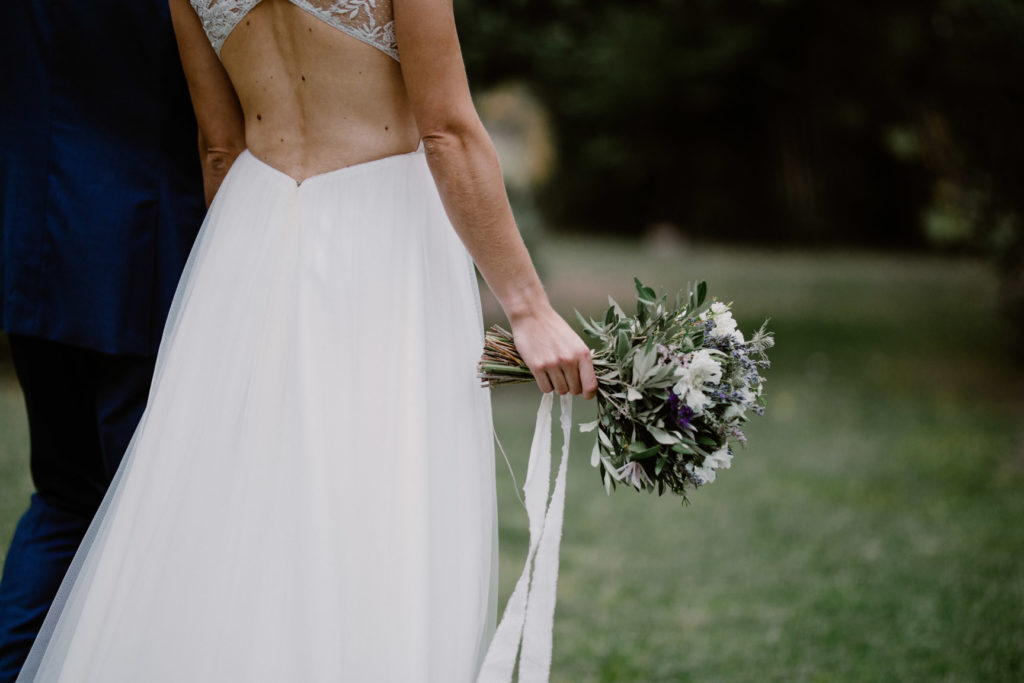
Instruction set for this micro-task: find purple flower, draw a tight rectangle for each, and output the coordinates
[668,390,695,430]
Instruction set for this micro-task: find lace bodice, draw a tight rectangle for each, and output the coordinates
[190,0,398,61]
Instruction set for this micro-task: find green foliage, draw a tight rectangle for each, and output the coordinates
[457,0,1024,254]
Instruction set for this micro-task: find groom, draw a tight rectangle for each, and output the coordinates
[0,1,211,679]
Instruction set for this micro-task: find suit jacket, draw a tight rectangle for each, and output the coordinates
[0,0,206,357]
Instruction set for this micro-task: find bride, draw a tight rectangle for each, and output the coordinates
[16,0,596,680]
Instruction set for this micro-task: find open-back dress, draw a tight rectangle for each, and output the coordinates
[18,2,498,680]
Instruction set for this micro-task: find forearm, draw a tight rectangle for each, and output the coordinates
[393,0,595,396]
[171,0,245,207]
[422,121,550,320]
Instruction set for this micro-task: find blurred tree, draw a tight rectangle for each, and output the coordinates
[457,0,1024,339]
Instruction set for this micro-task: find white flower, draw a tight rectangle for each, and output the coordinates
[705,445,733,470]
[701,301,738,338]
[724,404,746,421]
[685,462,717,485]
[681,387,710,413]
[689,349,723,384]
[712,313,737,338]
[724,387,756,421]
[672,350,722,413]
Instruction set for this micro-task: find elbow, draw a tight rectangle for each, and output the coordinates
[198,125,245,157]
[199,137,245,159]
[199,135,245,172]
[420,117,487,158]
[204,148,238,177]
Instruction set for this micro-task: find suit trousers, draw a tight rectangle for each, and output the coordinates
[0,335,154,682]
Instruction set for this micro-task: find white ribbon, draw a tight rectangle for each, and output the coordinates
[477,393,572,683]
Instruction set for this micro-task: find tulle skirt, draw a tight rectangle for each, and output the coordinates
[19,148,498,682]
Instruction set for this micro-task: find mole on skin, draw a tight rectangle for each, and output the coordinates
[256,114,262,121]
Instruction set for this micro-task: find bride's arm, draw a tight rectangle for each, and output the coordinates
[169,0,245,206]
[394,0,597,398]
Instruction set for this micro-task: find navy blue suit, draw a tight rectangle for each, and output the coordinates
[0,1,204,678]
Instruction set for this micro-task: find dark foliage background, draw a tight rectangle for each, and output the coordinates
[457,0,1024,250]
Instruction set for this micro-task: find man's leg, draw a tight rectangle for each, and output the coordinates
[0,497,90,682]
[93,350,155,480]
[0,336,152,681]
[0,336,102,680]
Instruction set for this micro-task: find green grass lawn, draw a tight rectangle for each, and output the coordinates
[2,238,1022,681]
[0,335,29,551]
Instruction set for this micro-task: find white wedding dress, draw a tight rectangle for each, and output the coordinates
[18,2,498,680]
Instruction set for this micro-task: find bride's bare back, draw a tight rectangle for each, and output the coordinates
[220,0,419,183]
[171,0,596,398]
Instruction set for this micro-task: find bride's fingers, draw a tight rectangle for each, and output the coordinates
[563,363,583,395]
[534,368,554,394]
[579,356,598,399]
[547,366,570,395]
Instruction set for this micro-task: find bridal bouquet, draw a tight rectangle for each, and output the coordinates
[479,279,774,500]
[476,280,772,681]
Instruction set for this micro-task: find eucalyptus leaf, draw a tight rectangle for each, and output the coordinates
[634,277,657,304]
[647,425,679,445]
[616,329,631,362]
[604,305,616,326]
[575,309,589,329]
[632,353,650,387]
[603,456,623,480]
[608,296,625,318]
[631,445,661,460]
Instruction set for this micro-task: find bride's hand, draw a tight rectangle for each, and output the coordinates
[509,304,598,399]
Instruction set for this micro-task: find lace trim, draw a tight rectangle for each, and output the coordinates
[190,0,399,62]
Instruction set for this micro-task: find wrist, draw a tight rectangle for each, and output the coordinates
[500,280,551,324]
